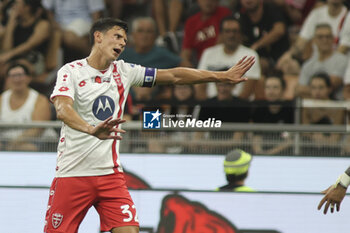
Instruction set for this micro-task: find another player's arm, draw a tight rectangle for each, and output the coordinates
[53,96,125,140]
[156,56,255,85]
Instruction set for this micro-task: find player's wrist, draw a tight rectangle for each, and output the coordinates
[86,125,95,135]
[335,173,350,189]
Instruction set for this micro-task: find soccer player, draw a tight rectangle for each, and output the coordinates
[44,18,255,233]
[318,166,350,214]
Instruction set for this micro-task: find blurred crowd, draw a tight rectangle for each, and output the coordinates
[0,0,349,154]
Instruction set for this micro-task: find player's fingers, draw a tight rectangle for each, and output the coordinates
[110,128,126,134]
[330,203,335,213]
[237,56,255,73]
[108,118,126,126]
[103,116,113,124]
[317,196,327,210]
[108,135,123,140]
[236,56,247,66]
[324,200,331,214]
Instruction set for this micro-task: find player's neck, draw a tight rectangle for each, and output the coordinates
[87,50,112,71]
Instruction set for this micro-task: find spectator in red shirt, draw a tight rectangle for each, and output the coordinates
[180,0,231,67]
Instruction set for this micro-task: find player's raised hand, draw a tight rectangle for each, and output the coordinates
[90,116,126,140]
[224,56,255,84]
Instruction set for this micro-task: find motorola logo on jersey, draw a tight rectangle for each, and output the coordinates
[92,96,115,120]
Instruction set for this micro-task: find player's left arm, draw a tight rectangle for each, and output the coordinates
[155,56,255,85]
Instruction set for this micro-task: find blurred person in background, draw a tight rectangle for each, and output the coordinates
[251,71,294,155]
[217,149,255,192]
[181,0,231,68]
[337,11,350,55]
[277,0,347,72]
[296,23,347,99]
[119,17,184,120]
[0,0,56,84]
[196,16,262,100]
[0,61,52,151]
[152,0,183,53]
[148,85,197,153]
[239,0,290,73]
[301,72,345,156]
[318,166,350,214]
[197,81,251,153]
[43,0,105,60]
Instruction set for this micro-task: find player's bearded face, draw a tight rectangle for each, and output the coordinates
[102,26,127,60]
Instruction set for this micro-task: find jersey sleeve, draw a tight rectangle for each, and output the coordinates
[50,65,76,102]
[118,60,157,88]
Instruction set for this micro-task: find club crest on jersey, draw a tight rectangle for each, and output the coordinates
[52,213,63,229]
[92,96,115,120]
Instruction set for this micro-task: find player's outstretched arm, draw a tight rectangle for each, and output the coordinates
[53,96,125,140]
[155,56,255,85]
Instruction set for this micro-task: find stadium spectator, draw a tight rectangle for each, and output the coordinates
[251,71,294,155]
[277,0,347,72]
[45,17,254,232]
[197,82,251,153]
[217,149,255,192]
[43,0,105,59]
[301,73,345,156]
[119,17,183,69]
[272,0,325,25]
[0,61,53,151]
[118,17,184,120]
[148,85,197,153]
[296,23,347,99]
[239,0,290,71]
[180,0,231,67]
[196,16,262,100]
[0,0,53,78]
[318,166,350,214]
[337,12,350,100]
[153,0,183,53]
[338,11,350,55]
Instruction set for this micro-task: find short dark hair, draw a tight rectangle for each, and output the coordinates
[89,18,128,45]
[310,72,332,87]
[6,62,31,76]
[220,15,241,32]
[265,69,286,90]
[226,173,248,184]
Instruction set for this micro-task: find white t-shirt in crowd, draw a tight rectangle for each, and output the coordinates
[340,12,350,47]
[50,58,156,177]
[299,5,348,41]
[198,44,261,98]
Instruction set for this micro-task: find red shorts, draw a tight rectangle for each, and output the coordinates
[44,172,139,233]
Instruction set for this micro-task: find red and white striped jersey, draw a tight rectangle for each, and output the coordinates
[50,58,156,177]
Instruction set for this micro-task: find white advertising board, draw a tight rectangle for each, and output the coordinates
[0,152,349,192]
[0,188,349,233]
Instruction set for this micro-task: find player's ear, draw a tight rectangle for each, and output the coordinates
[94,31,103,44]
